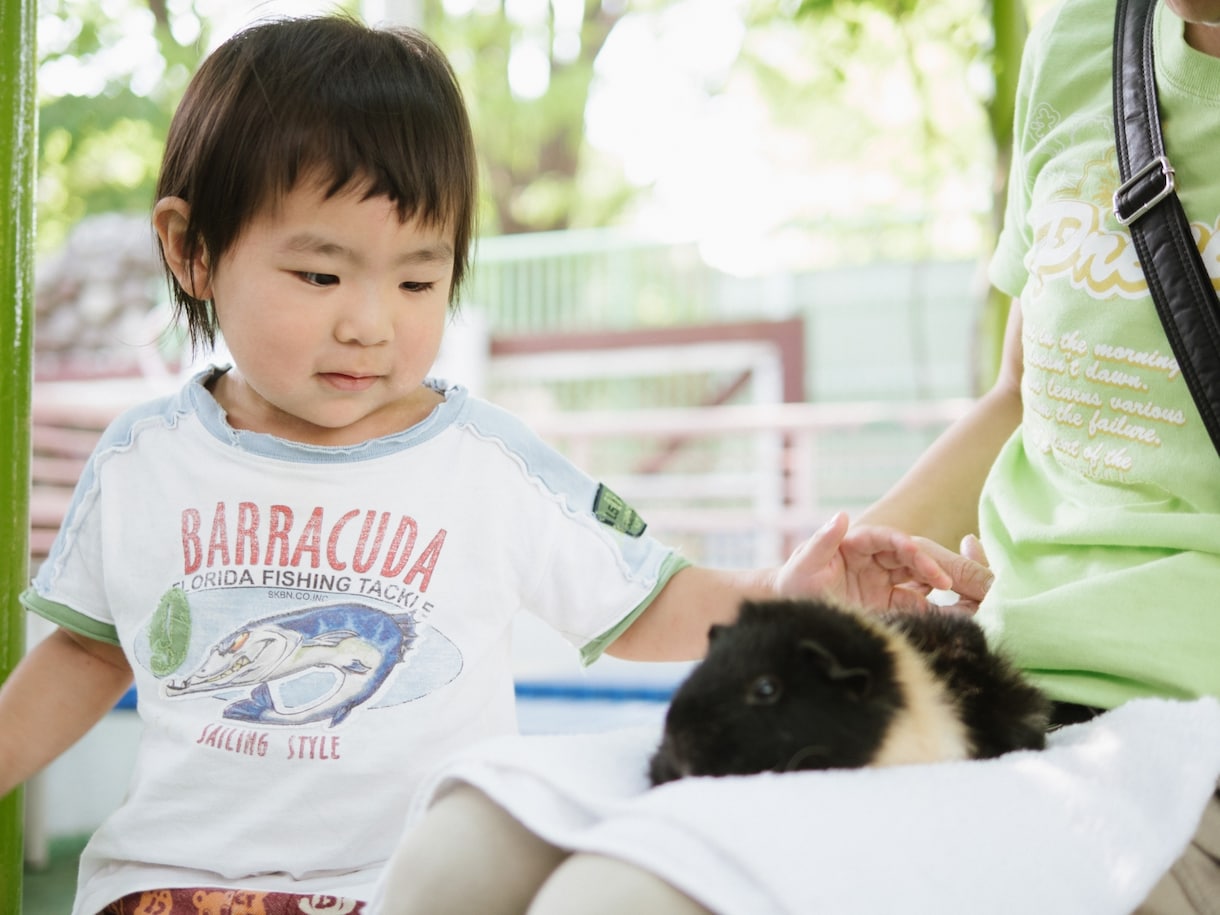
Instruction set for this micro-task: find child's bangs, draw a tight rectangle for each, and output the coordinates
[268,25,476,262]
[287,124,467,236]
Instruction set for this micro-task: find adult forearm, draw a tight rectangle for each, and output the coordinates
[0,627,133,798]
[856,384,1023,549]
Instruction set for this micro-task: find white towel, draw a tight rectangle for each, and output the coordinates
[402,697,1220,915]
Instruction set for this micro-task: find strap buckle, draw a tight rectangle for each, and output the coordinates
[1113,155,1176,226]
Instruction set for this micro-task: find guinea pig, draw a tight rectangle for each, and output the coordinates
[648,598,1049,785]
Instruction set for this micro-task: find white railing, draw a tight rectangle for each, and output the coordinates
[519,398,973,567]
[31,377,971,571]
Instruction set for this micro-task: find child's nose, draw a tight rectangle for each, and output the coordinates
[334,286,394,345]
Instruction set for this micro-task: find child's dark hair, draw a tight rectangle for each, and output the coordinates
[155,16,478,348]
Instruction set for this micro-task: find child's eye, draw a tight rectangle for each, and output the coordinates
[400,280,436,293]
[298,272,339,287]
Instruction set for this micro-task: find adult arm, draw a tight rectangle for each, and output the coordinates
[607,300,1024,662]
[856,297,1026,550]
[0,626,133,798]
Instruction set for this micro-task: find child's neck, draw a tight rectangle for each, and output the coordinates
[208,370,444,447]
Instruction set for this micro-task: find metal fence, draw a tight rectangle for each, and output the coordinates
[463,228,982,405]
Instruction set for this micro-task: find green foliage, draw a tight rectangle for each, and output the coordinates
[784,0,1029,388]
[31,0,1032,322]
[712,0,1000,268]
[38,95,170,245]
[422,0,646,235]
[796,0,920,25]
[34,0,643,247]
[35,0,205,252]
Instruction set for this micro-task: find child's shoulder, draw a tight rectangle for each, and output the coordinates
[445,387,602,495]
[448,386,545,443]
[90,379,200,454]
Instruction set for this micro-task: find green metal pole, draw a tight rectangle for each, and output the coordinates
[0,0,37,901]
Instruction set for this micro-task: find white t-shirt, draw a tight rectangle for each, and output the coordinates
[24,368,686,912]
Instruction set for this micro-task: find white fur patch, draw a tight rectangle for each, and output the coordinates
[866,620,972,767]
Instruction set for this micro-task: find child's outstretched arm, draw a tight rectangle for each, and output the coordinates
[0,627,132,798]
[607,512,986,662]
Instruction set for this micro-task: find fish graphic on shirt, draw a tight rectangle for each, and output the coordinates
[164,602,419,726]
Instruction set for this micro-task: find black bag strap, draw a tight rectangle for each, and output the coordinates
[1112,0,1220,458]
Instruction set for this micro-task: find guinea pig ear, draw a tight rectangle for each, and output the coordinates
[799,639,872,701]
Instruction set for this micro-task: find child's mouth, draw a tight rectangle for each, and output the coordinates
[320,372,379,392]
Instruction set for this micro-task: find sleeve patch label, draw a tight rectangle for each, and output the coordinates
[592,484,647,537]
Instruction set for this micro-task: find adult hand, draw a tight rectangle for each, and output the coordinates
[774,512,982,612]
[920,532,993,614]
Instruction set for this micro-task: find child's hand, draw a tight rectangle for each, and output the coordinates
[773,512,993,612]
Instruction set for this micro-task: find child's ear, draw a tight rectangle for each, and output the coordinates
[153,197,212,300]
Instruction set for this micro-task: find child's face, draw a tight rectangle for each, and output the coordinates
[206,179,455,445]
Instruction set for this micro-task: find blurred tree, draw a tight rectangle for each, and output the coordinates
[421,0,640,236]
[35,0,208,252]
[33,0,1034,307]
[788,0,1029,389]
[788,0,1027,230]
[35,0,637,245]
[976,0,1028,390]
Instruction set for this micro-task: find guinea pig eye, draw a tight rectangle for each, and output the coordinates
[746,674,782,706]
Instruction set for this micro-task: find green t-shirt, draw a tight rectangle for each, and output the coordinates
[978,0,1220,707]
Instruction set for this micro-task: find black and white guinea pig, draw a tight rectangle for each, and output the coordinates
[648,598,1049,785]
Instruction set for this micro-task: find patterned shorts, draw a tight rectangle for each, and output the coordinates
[100,888,366,915]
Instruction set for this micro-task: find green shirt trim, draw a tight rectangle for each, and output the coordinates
[579,553,692,666]
[20,589,120,645]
